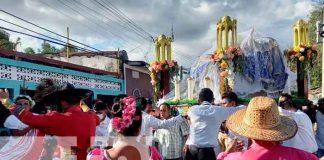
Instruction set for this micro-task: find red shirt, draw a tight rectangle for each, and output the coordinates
[17,105,100,160]
[217,142,319,160]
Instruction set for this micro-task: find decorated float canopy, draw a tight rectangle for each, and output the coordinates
[150,16,314,105]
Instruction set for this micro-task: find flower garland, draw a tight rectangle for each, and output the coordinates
[111,96,140,132]
[149,60,179,100]
[210,47,244,95]
[284,44,317,77]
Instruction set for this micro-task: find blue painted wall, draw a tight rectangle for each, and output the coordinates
[0,57,125,99]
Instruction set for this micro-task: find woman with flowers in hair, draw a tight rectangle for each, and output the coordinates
[88,96,155,160]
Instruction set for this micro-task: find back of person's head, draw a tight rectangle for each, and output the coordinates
[122,107,142,136]
[136,97,148,111]
[199,88,214,103]
[281,99,295,109]
[60,94,82,106]
[221,92,239,105]
[111,96,142,137]
[94,101,107,112]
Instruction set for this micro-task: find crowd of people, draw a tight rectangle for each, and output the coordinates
[0,78,323,160]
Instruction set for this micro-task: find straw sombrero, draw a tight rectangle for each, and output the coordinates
[226,96,297,141]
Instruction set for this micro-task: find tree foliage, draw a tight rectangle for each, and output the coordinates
[308,5,322,88]
[0,30,15,50]
[38,41,60,54]
[24,47,35,54]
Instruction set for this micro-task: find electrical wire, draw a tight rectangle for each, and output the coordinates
[0,9,102,52]
[0,18,92,52]
[0,26,91,52]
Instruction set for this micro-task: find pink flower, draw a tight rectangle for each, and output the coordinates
[112,118,122,130]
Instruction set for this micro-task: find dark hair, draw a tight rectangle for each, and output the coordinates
[94,101,107,111]
[0,103,11,128]
[147,98,153,105]
[159,103,171,110]
[199,88,214,103]
[122,107,142,136]
[136,97,148,111]
[15,96,30,104]
[113,94,127,103]
[281,99,295,109]
[221,92,239,104]
[31,102,49,114]
[60,94,82,105]
[280,93,292,100]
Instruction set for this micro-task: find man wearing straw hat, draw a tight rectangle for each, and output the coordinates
[217,96,318,160]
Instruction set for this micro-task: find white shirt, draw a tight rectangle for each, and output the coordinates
[138,111,184,144]
[186,101,244,148]
[280,108,318,153]
[93,116,110,147]
[4,115,29,130]
[316,111,324,150]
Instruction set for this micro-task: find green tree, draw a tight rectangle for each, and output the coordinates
[308,5,322,88]
[0,30,15,50]
[60,45,78,53]
[38,41,60,54]
[24,47,35,54]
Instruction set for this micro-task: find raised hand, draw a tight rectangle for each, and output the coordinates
[225,139,245,154]
[0,88,9,99]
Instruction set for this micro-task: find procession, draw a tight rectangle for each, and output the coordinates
[0,0,324,160]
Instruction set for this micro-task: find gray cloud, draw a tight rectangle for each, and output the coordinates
[0,0,315,67]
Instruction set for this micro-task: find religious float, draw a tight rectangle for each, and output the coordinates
[149,16,317,111]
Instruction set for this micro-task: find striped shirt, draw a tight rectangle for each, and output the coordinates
[154,118,189,159]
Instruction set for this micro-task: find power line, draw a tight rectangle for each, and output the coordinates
[93,0,153,42]
[56,0,136,47]
[72,0,150,41]
[101,0,154,40]
[0,9,102,52]
[0,26,91,52]
[38,0,109,40]
[0,18,92,52]
[69,0,152,46]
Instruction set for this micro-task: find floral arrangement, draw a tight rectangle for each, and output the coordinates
[284,44,317,77]
[210,47,244,95]
[111,96,140,132]
[149,60,180,100]
[210,47,244,73]
[285,44,317,62]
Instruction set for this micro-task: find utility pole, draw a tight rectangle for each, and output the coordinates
[67,27,70,62]
[117,48,120,75]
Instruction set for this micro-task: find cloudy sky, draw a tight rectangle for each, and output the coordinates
[0,0,317,67]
